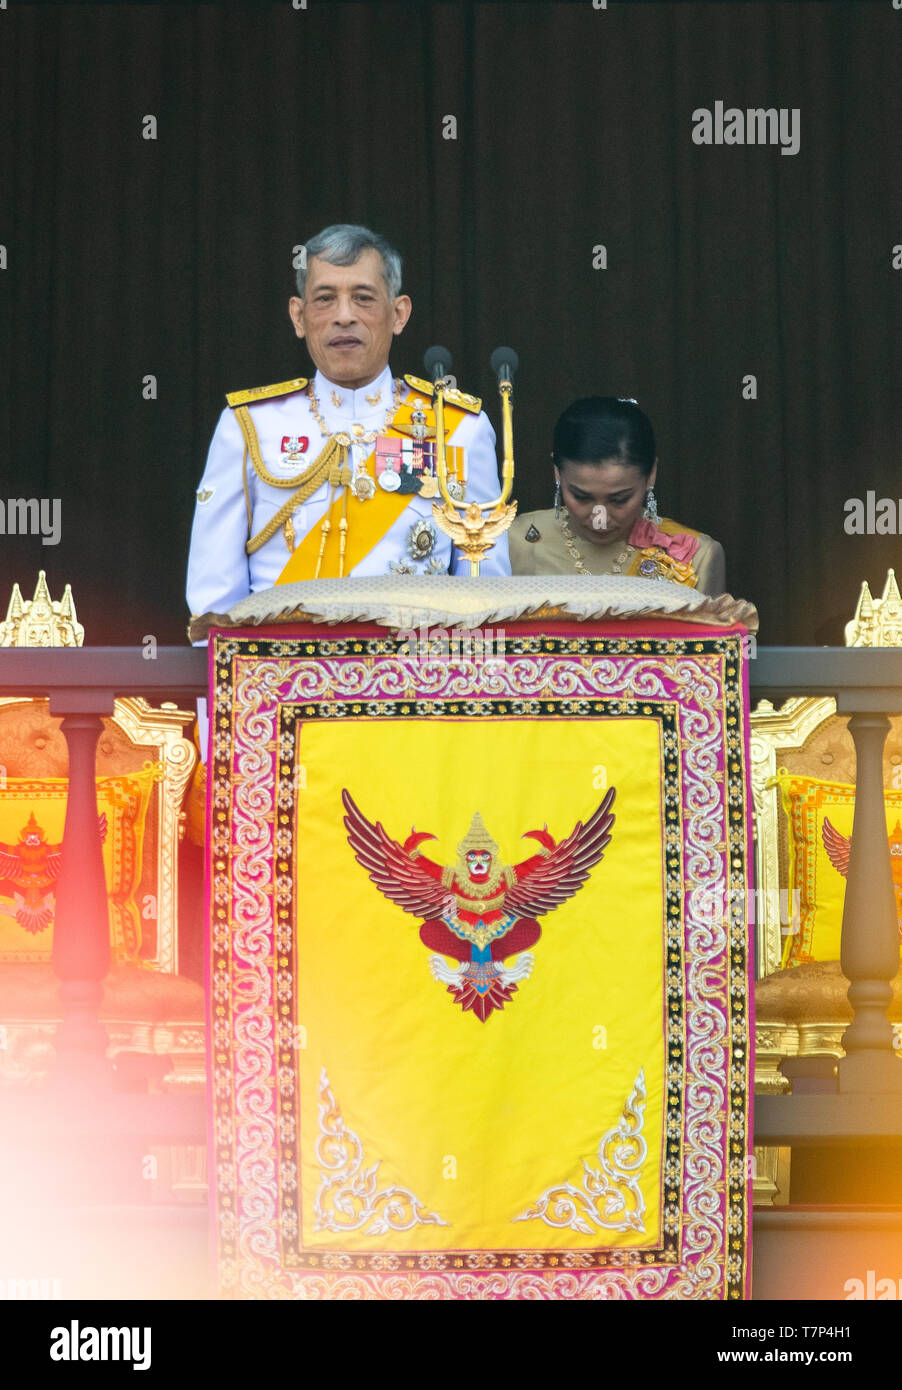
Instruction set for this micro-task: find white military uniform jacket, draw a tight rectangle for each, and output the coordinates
[187,364,510,619]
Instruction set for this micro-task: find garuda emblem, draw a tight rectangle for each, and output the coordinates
[342,787,616,1021]
[823,816,902,936]
[0,811,108,934]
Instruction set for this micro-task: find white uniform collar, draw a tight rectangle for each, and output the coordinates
[313,365,394,423]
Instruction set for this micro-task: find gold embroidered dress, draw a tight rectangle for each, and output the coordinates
[509,509,726,595]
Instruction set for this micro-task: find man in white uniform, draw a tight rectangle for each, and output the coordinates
[187,223,509,620]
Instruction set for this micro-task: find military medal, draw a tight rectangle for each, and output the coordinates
[376,402,465,503]
[352,472,376,501]
[374,436,403,492]
[406,519,437,560]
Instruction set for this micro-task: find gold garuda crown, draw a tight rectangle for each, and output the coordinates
[457,812,499,858]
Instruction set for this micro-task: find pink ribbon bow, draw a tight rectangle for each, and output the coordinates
[629,519,700,564]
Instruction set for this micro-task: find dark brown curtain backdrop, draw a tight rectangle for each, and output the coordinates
[1,0,900,645]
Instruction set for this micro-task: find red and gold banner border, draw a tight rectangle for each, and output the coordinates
[206,623,752,1300]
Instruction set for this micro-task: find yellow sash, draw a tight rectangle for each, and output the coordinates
[626,518,702,588]
[276,398,468,583]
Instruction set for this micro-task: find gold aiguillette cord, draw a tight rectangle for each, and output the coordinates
[314,454,353,580]
[338,487,349,578]
[313,485,335,580]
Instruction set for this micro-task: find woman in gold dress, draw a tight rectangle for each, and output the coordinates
[509,397,725,594]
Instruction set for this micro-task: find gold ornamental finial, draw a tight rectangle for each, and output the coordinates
[883,569,902,606]
[845,570,902,647]
[0,571,85,647]
[6,583,25,626]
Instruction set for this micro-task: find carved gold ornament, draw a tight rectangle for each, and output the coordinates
[1,572,83,648]
[432,500,517,575]
[845,569,902,646]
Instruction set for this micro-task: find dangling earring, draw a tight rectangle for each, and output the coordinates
[553,479,562,519]
[643,486,659,524]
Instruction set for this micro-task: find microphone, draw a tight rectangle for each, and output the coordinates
[424,345,453,383]
[490,346,519,384]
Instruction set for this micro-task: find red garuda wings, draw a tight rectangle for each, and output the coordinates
[823,815,902,935]
[342,787,616,1021]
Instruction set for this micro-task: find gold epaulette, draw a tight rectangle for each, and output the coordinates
[403,373,481,414]
[226,377,309,408]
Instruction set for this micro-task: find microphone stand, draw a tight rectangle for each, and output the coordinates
[430,350,518,577]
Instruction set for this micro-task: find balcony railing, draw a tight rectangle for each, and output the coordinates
[3,643,902,1155]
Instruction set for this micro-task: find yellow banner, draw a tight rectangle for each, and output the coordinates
[0,769,158,964]
[293,717,665,1252]
[780,774,902,965]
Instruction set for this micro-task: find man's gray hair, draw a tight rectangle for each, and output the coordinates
[296,224,403,299]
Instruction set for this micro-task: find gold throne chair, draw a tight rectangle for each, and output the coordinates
[0,575,204,1101]
[751,571,902,1203]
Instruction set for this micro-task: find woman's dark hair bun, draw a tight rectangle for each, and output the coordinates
[553,397,656,477]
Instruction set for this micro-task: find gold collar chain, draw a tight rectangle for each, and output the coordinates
[307,378,403,445]
[559,510,633,575]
